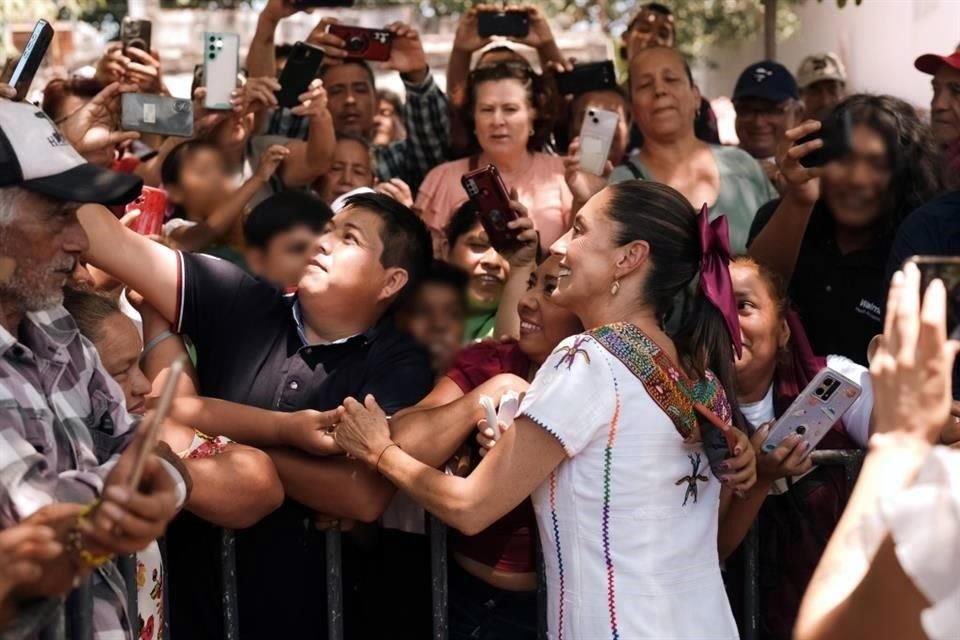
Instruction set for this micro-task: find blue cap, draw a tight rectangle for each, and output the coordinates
[732,61,799,103]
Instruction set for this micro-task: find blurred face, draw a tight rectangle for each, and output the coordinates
[622,8,675,61]
[629,48,700,141]
[931,64,960,147]
[246,225,321,288]
[318,139,375,204]
[373,98,397,141]
[571,91,631,164]
[169,148,231,218]
[801,80,845,123]
[299,206,394,313]
[0,190,86,315]
[516,255,583,365]
[397,283,466,374]
[822,124,892,230]
[209,111,256,153]
[734,97,799,159]
[94,313,152,416]
[549,191,620,317]
[731,262,789,397]
[447,222,510,309]
[473,79,536,157]
[324,64,377,137]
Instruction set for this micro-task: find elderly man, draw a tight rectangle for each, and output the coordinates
[0,87,184,637]
[916,46,960,186]
[796,52,848,122]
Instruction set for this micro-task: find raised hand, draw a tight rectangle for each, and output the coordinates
[751,423,814,481]
[0,83,13,100]
[94,43,129,87]
[255,144,291,182]
[261,0,305,22]
[375,178,414,207]
[125,47,164,95]
[871,262,960,443]
[231,76,281,114]
[453,8,492,53]
[280,408,344,456]
[384,22,428,81]
[59,81,140,162]
[776,118,825,206]
[564,137,609,205]
[508,6,554,49]
[290,78,328,119]
[306,17,348,65]
[502,191,539,269]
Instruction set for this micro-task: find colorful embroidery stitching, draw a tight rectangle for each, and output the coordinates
[549,471,566,640]
[553,335,592,370]
[675,453,709,505]
[589,323,730,443]
[601,358,621,638]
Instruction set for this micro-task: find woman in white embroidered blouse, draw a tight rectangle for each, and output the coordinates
[334,181,756,639]
[796,263,960,640]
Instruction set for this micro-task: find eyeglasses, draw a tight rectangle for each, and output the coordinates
[734,100,796,120]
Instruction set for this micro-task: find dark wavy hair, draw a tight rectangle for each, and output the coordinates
[604,181,743,427]
[461,62,555,153]
[833,94,942,230]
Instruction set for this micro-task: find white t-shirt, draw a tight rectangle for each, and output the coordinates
[519,333,737,639]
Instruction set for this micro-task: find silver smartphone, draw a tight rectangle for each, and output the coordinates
[203,31,240,111]
[761,368,862,453]
[578,107,619,176]
[121,93,193,137]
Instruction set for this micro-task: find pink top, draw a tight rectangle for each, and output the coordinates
[414,153,574,250]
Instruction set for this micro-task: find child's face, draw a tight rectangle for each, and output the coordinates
[397,283,466,375]
[247,225,320,289]
[172,148,231,216]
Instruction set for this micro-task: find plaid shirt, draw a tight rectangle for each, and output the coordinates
[0,306,138,638]
[267,71,450,193]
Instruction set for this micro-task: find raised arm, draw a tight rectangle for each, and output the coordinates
[78,204,180,323]
[493,199,539,339]
[447,9,491,109]
[247,0,300,79]
[278,80,335,187]
[748,119,825,284]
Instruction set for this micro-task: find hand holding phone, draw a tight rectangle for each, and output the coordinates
[796,108,852,168]
[121,93,194,138]
[203,32,240,110]
[121,18,152,54]
[906,256,960,339]
[327,25,393,62]
[578,108,619,176]
[7,20,54,101]
[276,42,325,109]
[555,61,618,96]
[477,10,530,38]
[461,165,522,254]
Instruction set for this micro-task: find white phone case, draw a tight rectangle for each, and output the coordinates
[761,368,862,453]
[203,32,239,111]
[579,107,619,176]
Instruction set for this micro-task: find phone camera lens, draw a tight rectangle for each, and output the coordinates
[588,109,594,116]
[796,425,807,435]
[490,209,502,223]
[208,53,215,60]
[823,377,834,386]
[209,45,215,51]
[815,386,825,396]
[592,118,599,124]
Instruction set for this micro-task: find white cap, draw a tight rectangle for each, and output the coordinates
[330,186,376,213]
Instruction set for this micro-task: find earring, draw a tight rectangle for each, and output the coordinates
[610,280,621,296]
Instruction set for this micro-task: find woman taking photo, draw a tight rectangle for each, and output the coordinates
[335,181,751,638]
[415,62,572,250]
[749,94,941,364]
[597,46,777,254]
[718,257,874,639]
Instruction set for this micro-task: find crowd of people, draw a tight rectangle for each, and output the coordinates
[0,1,959,638]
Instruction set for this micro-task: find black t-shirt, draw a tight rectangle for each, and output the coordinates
[748,200,891,366]
[886,191,960,397]
[165,252,434,640]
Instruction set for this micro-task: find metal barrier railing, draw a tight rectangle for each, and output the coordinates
[37,449,866,640]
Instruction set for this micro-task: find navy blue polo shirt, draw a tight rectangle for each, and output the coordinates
[165,252,433,640]
[887,191,960,397]
[749,199,891,366]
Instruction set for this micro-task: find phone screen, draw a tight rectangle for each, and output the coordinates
[908,256,960,339]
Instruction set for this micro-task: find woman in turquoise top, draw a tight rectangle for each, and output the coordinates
[568,46,777,254]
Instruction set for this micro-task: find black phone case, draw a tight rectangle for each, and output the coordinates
[555,61,618,96]
[122,18,152,53]
[9,20,54,101]
[797,109,852,168]
[477,12,530,38]
[276,42,325,109]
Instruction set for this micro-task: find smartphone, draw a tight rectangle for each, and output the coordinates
[477,10,530,38]
[121,18,152,54]
[328,25,393,62]
[762,368,862,453]
[126,186,168,236]
[7,19,54,102]
[906,256,960,339]
[127,355,186,490]
[461,165,520,254]
[555,61,618,96]
[203,32,240,110]
[121,93,194,138]
[276,42,325,109]
[578,107,619,176]
[797,107,852,168]
[693,402,740,475]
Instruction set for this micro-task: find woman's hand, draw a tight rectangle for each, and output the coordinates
[59,82,140,164]
[336,395,395,468]
[290,79,328,119]
[279,408,344,456]
[306,17,348,65]
[775,119,825,206]
[719,428,757,493]
[870,262,959,443]
[475,418,512,458]
[231,76,281,114]
[375,178,414,208]
[125,48,164,95]
[453,8,493,53]
[502,192,539,269]
[0,83,16,100]
[509,6,554,49]
[751,424,814,481]
[564,137,610,205]
[384,22,428,81]
[94,43,129,87]
[255,144,291,182]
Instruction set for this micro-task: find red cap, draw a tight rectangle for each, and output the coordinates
[915,50,960,75]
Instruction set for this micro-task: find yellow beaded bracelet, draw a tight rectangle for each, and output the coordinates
[68,499,114,570]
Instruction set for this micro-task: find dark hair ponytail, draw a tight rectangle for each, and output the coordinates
[605,181,743,426]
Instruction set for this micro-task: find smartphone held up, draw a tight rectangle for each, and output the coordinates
[327,25,393,62]
[905,256,960,340]
[6,19,54,102]
[461,165,522,254]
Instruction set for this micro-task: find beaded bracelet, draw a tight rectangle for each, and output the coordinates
[67,499,114,570]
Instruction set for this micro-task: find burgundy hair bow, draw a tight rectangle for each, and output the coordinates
[697,205,742,358]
